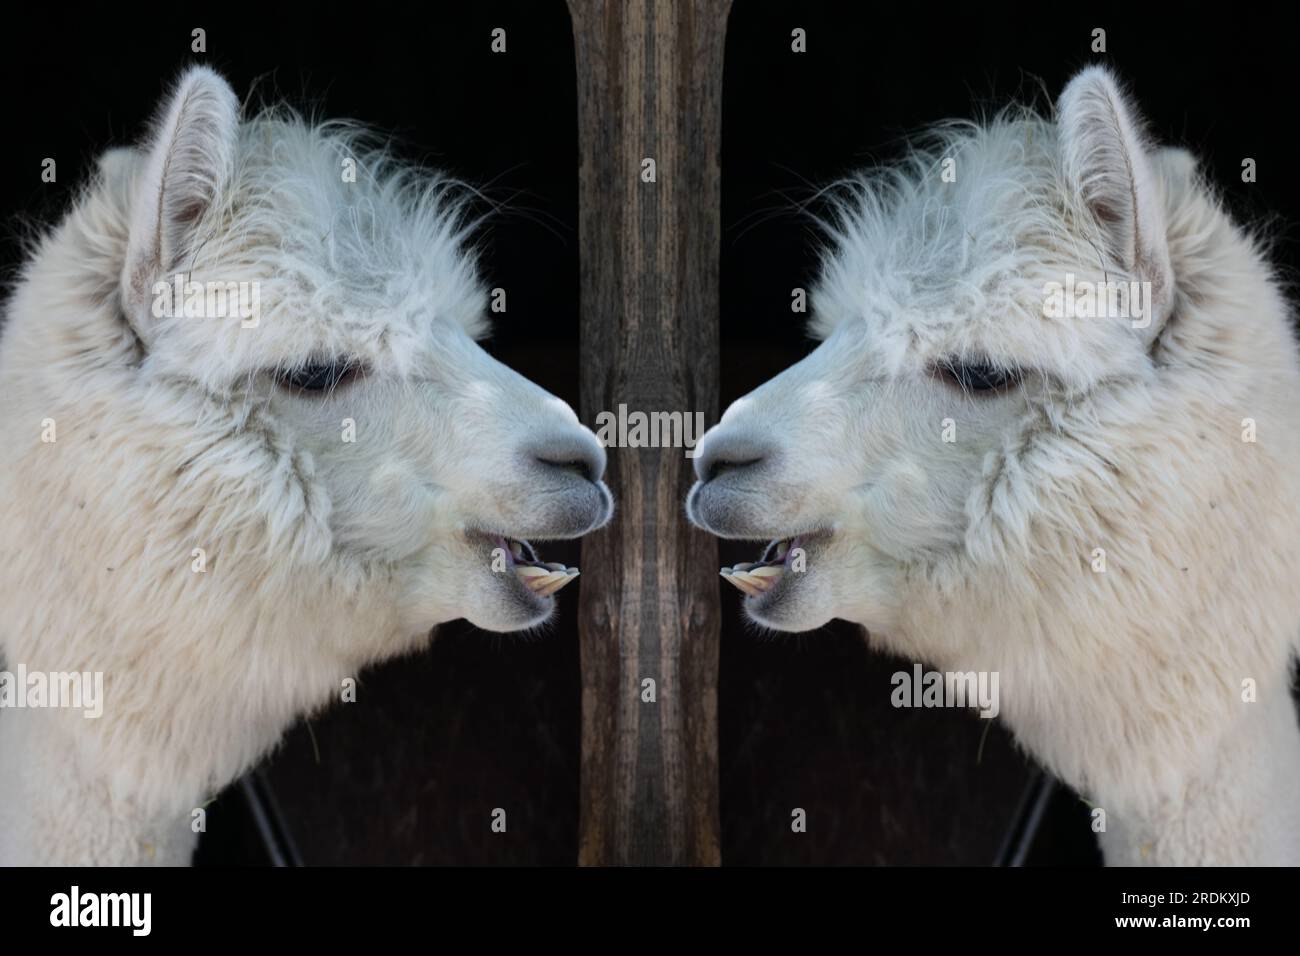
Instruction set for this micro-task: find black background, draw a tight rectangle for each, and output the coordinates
[4,1,1299,866]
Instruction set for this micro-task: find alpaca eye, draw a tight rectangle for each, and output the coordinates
[275,360,362,394]
[937,360,1018,393]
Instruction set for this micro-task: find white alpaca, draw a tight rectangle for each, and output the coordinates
[0,67,612,865]
[689,67,1300,865]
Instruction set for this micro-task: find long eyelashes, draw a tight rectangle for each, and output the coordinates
[934,359,1020,394]
[274,359,365,395]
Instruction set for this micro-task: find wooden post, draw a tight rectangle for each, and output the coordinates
[570,0,729,866]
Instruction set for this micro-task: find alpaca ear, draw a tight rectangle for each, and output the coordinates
[121,67,240,336]
[1057,66,1173,344]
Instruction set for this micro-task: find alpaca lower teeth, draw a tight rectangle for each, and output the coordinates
[722,536,798,592]
[720,570,765,597]
[534,569,579,597]
[514,563,579,597]
[720,564,783,597]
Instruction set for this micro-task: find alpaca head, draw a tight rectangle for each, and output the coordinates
[688,66,1204,635]
[41,67,612,636]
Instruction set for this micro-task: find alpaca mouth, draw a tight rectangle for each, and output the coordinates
[497,535,580,598]
[720,536,801,597]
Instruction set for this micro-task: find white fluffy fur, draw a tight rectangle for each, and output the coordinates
[0,68,610,865]
[690,67,1300,865]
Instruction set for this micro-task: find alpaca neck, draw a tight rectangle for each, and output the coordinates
[1096,684,1300,866]
[0,706,198,866]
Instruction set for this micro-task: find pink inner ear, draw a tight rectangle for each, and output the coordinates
[173,197,208,226]
[1090,198,1124,226]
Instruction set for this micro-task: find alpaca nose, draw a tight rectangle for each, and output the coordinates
[530,433,607,484]
[694,433,770,483]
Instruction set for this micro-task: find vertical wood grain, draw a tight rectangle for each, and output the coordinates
[569,0,729,866]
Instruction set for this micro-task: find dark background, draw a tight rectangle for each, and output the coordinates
[718,2,1300,864]
[1,3,583,865]
[6,2,1298,866]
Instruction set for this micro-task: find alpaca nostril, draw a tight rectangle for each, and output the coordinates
[537,456,593,481]
[528,432,606,485]
[695,433,772,484]
[706,457,763,483]
[533,444,604,484]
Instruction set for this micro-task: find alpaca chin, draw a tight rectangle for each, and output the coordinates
[718,531,840,632]
[741,572,836,633]
[461,562,571,633]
